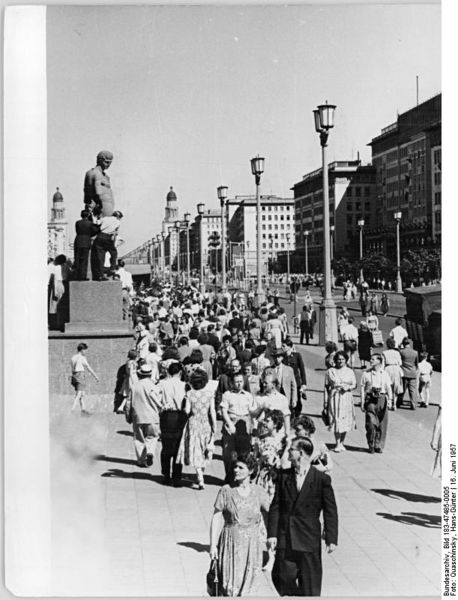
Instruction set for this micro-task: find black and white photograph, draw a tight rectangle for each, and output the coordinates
[4,1,450,598]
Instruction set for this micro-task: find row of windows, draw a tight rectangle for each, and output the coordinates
[261,205,292,211]
[262,233,292,241]
[262,242,286,249]
[347,201,371,212]
[262,214,291,221]
[261,224,291,231]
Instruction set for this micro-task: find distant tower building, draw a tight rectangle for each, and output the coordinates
[162,186,180,269]
[47,187,69,259]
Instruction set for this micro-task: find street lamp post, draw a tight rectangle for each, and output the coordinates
[245,240,250,286]
[175,220,182,286]
[197,202,205,293]
[330,224,335,287]
[286,232,291,283]
[162,231,165,279]
[184,212,191,286]
[394,211,403,293]
[304,230,309,277]
[269,234,274,283]
[358,218,365,283]
[250,155,265,306]
[314,101,338,344]
[217,185,229,293]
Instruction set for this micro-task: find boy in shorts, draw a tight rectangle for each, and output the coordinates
[70,342,99,414]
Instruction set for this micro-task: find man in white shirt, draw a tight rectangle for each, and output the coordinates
[116,259,133,320]
[389,318,409,349]
[92,210,124,281]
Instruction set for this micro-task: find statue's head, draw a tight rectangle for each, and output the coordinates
[96,150,114,170]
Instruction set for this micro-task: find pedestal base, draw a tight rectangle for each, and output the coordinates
[318,302,338,345]
[65,280,129,335]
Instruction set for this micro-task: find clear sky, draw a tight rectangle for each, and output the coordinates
[47,3,441,254]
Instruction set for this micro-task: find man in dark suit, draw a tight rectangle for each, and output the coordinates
[398,337,419,409]
[73,210,100,280]
[268,437,338,596]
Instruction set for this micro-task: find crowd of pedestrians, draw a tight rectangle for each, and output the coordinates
[69,275,437,597]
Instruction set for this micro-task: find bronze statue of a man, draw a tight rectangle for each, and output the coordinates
[84,150,115,217]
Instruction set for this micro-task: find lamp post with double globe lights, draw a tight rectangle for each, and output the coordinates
[250,155,265,306]
[313,101,338,344]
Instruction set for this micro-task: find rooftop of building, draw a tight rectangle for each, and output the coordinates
[369,92,441,145]
[227,195,294,206]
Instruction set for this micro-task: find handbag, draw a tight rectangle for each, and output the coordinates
[124,403,133,425]
[321,405,330,427]
[206,558,219,596]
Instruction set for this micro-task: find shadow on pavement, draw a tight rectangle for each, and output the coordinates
[377,512,441,528]
[101,468,160,482]
[372,489,441,503]
[94,454,138,466]
[116,430,133,437]
[177,541,209,553]
[202,474,226,487]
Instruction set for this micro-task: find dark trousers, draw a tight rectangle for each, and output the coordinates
[299,322,312,344]
[92,233,117,280]
[74,246,90,280]
[365,396,388,450]
[272,547,322,596]
[160,410,187,481]
[222,422,251,481]
[401,377,419,407]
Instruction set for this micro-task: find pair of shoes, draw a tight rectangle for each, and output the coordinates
[146,453,154,466]
[96,276,109,281]
[369,447,375,454]
[172,480,182,488]
[374,448,383,454]
[192,483,205,490]
[162,477,172,486]
[81,409,91,416]
[137,462,148,468]
[410,404,416,410]
[333,446,341,453]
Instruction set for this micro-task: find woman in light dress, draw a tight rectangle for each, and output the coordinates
[382,337,403,410]
[265,312,285,349]
[209,453,269,596]
[177,368,216,489]
[324,351,357,452]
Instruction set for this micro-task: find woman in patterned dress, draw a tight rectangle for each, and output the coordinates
[176,369,216,489]
[209,453,269,596]
[324,351,357,453]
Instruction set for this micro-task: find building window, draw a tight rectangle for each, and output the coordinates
[365,202,370,211]
[364,187,370,196]
[286,215,290,220]
[435,191,441,205]
[280,215,284,220]
[347,215,352,225]
[280,224,284,230]
[262,243,266,248]
[347,203,352,212]
[435,212,441,225]
[356,202,361,211]
[355,187,361,197]
[434,172,441,185]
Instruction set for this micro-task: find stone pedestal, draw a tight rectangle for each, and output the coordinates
[65,280,129,335]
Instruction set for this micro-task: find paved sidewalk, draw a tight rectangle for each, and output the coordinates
[49,343,441,598]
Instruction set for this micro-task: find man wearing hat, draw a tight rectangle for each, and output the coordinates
[273,348,297,414]
[91,209,124,280]
[127,363,161,467]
